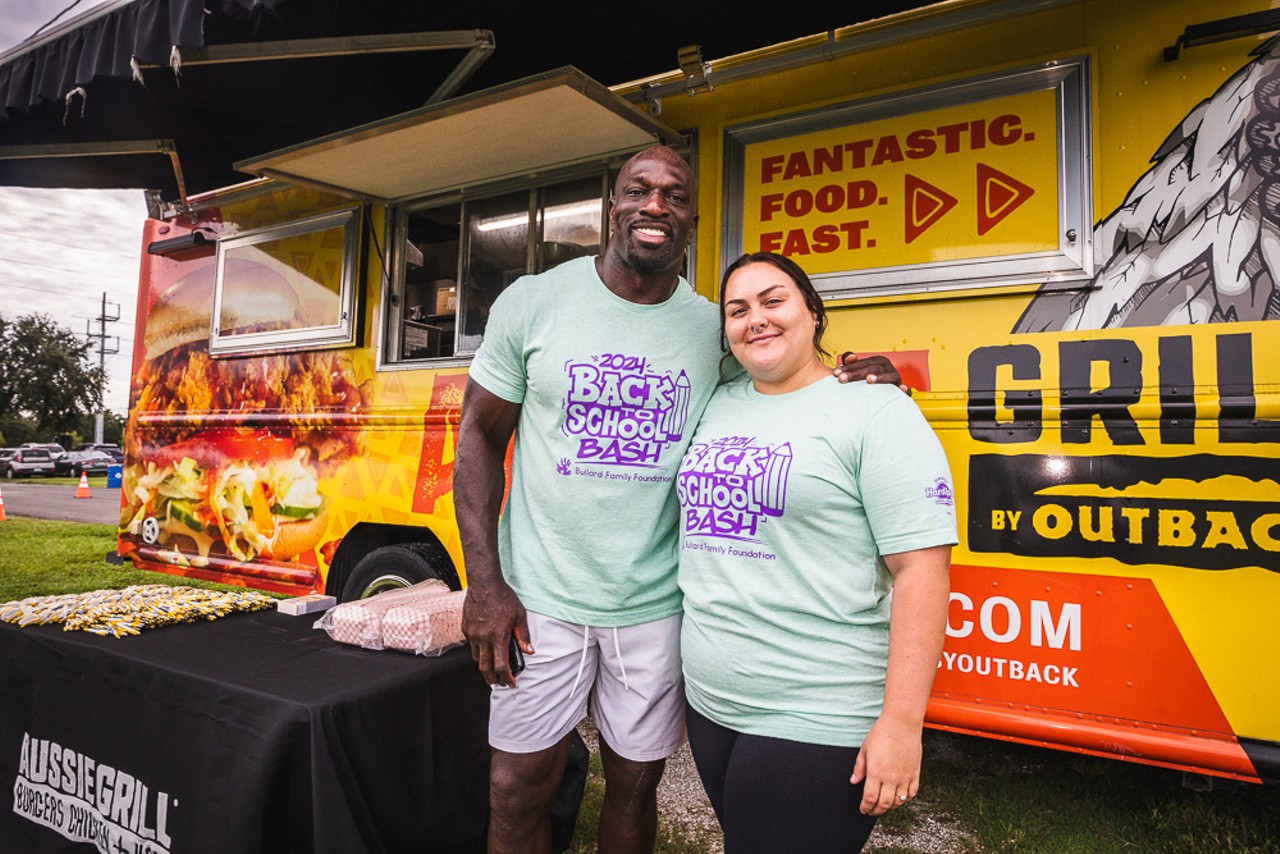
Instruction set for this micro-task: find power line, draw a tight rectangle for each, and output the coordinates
[70,312,135,329]
[0,253,132,276]
[3,313,135,336]
[31,0,92,38]
[0,230,135,259]
[3,303,136,330]
[0,281,112,298]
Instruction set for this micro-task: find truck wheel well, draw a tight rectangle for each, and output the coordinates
[324,523,456,599]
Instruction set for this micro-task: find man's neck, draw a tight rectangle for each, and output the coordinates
[595,254,681,306]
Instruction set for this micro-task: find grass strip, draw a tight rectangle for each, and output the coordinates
[0,517,237,602]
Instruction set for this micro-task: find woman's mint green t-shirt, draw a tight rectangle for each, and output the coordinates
[678,375,957,746]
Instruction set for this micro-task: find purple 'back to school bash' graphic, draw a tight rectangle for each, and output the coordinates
[678,437,793,542]
[561,353,692,469]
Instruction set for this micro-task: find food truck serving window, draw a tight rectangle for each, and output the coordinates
[211,207,361,355]
[723,59,1092,299]
[387,173,608,363]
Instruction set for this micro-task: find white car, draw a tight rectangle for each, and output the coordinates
[5,448,57,479]
[20,442,67,461]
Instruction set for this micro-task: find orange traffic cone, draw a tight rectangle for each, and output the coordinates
[0,485,6,520]
[75,472,91,499]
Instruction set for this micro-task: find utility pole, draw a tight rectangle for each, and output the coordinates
[86,292,121,444]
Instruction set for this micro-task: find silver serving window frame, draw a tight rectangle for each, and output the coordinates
[722,58,1093,300]
[380,167,613,369]
[210,206,361,356]
[376,134,697,371]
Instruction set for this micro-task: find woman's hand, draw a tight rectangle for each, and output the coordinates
[850,715,923,815]
[851,544,951,815]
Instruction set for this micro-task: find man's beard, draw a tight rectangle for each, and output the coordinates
[616,232,685,276]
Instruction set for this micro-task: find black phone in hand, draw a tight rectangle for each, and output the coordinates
[508,633,526,676]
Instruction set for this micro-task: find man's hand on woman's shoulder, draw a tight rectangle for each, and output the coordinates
[834,352,912,395]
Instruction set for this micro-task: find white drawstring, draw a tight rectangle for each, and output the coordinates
[567,624,590,700]
[612,627,631,693]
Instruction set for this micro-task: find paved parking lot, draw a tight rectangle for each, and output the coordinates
[0,480,122,525]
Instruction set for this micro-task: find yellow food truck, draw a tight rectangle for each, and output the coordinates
[118,0,1279,783]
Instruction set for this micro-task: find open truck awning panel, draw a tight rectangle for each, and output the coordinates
[235,67,684,203]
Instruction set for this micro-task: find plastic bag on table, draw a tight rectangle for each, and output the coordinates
[314,578,450,649]
[381,589,467,656]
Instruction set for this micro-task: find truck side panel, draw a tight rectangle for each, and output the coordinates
[120,188,465,597]
[660,0,1280,781]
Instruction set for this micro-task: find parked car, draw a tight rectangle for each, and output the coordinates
[55,450,116,478]
[5,448,57,479]
[74,442,124,463]
[0,449,16,467]
[20,442,66,461]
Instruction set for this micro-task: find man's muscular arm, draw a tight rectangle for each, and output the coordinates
[456,379,528,687]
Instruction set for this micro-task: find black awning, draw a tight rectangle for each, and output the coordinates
[0,0,940,199]
[0,1,498,199]
[1,0,205,112]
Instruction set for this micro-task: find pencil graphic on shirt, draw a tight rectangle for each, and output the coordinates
[660,371,692,441]
[758,442,792,517]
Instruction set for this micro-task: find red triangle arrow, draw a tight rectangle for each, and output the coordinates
[977,163,1035,235]
[904,174,958,244]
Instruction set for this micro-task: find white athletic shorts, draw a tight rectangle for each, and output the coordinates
[488,610,685,762]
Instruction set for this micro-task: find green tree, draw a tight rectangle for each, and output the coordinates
[0,414,37,447]
[0,316,13,422]
[0,313,105,438]
[68,409,127,446]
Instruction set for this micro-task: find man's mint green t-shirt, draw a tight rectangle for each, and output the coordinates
[469,256,722,626]
[677,375,957,747]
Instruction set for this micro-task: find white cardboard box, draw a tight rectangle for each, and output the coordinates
[277,594,337,616]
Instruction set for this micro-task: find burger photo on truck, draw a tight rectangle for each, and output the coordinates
[122,224,368,577]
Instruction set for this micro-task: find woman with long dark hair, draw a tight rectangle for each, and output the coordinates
[676,252,956,852]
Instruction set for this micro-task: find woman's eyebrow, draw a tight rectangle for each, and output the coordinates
[725,284,786,307]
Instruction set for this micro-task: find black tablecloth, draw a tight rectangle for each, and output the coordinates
[0,608,490,853]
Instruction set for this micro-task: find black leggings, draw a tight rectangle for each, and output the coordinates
[685,703,877,853]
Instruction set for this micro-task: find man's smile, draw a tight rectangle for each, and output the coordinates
[631,222,671,243]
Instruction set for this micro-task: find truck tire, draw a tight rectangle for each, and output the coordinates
[340,543,460,602]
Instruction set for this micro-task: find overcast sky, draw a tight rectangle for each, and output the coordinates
[1,0,142,415]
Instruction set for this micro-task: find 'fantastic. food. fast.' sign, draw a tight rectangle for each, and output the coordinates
[723,61,1091,295]
[739,87,1058,272]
